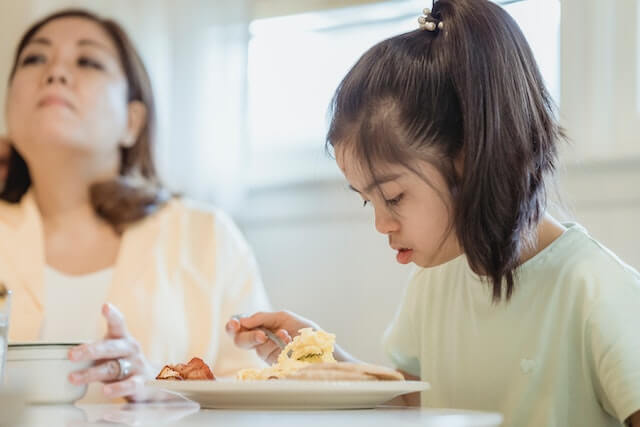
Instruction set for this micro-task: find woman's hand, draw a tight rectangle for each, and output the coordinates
[67,303,156,401]
[225,310,318,365]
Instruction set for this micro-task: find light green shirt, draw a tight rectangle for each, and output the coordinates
[383,223,640,427]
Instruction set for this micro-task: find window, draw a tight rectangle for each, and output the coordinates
[247,0,561,188]
[502,0,560,103]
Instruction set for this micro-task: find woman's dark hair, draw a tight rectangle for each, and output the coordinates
[1,8,168,233]
[327,0,563,301]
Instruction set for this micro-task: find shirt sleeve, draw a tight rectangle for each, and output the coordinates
[586,262,640,423]
[382,269,422,378]
[209,210,271,376]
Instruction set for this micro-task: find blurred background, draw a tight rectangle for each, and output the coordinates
[0,0,638,364]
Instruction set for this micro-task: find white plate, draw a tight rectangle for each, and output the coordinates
[147,379,430,409]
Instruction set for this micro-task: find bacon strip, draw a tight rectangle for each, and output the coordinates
[156,357,215,380]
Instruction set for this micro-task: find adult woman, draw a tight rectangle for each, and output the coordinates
[0,9,269,401]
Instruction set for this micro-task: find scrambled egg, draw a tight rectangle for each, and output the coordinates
[237,328,336,380]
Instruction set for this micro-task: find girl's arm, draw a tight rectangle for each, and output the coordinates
[332,343,360,363]
[226,310,348,365]
[385,370,420,406]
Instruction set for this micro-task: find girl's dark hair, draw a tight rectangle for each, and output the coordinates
[327,0,563,301]
[1,8,168,233]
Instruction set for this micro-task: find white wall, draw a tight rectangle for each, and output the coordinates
[560,0,640,160]
[557,160,640,266]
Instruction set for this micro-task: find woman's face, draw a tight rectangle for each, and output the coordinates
[5,17,142,164]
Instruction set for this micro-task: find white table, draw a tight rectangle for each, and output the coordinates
[11,401,503,427]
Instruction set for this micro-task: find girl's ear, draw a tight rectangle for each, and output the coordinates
[121,100,147,148]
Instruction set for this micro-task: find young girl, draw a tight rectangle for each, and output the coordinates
[226,0,640,425]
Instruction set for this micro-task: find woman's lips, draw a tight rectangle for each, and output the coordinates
[38,95,73,109]
[396,248,414,264]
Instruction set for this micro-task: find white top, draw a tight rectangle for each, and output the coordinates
[383,223,640,427]
[39,266,113,343]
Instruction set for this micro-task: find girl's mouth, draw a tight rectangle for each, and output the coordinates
[396,248,414,264]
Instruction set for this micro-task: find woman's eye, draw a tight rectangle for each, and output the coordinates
[385,194,404,207]
[21,54,46,66]
[78,57,103,70]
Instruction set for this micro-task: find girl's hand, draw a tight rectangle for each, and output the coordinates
[225,310,318,365]
[67,303,156,401]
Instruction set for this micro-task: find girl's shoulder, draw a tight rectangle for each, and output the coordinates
[545,223,638,282]
[525,223,640,302]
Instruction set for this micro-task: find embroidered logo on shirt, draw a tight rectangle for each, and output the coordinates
[520,358,537,375]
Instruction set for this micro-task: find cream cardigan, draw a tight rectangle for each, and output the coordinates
[0,191,269,375]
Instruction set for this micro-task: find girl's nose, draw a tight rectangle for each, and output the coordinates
[374,208,400,235]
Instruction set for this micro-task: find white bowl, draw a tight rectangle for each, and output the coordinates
[5,342,91,404]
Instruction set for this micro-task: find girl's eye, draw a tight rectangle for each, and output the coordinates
[78,57,104,70]
[385,193,404,207]
[21,54,46,66]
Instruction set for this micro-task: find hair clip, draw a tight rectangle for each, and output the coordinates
[418,7,444,31]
